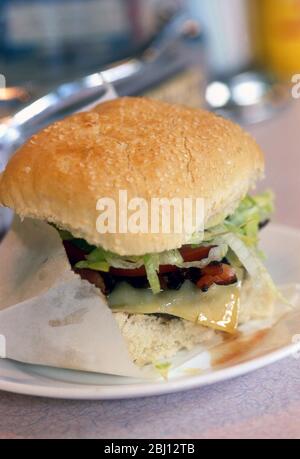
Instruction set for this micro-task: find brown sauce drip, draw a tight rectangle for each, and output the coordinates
[212,329,270,367]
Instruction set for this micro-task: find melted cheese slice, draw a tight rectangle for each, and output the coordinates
[108,281,241,334]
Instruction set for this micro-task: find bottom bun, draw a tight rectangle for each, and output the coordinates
[114,313,216,367]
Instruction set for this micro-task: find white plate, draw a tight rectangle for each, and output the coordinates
[1,223,300,400]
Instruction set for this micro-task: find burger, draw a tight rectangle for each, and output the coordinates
[0,97,277,367]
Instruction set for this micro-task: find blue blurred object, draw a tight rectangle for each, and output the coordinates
[0,5,205,118]
[0,0,155,87]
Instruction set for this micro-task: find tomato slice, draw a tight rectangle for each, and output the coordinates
[109,245,213,277]
[179,245,212,262]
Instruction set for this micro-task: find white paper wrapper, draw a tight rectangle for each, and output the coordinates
[0,218,153,377]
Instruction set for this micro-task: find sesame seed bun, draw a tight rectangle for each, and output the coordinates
[0,97,264,255]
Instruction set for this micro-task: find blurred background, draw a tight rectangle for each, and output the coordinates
[0,0,299,123]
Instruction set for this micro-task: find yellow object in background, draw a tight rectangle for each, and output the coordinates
[259,0,300,80]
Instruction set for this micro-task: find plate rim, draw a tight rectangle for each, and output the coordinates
[0,341,300,400]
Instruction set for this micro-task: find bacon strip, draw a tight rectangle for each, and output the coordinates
[196,263,237,291]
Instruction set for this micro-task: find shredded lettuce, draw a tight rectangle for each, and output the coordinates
[159,249,184,266]
[225,191,274,246]
[76,260,110,272]
[144,254,161,294]
[203,191,274,248]
[75,247,110,272]
[178,244,228,269]
[57,192,275,294]
[74,244,228,276]
[221,233,269,278]
[220,231,279,297]
[75,247,144,271]
[154,362,172,379]
[230,191,274,227]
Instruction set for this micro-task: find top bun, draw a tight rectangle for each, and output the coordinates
[0,97,264,255]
